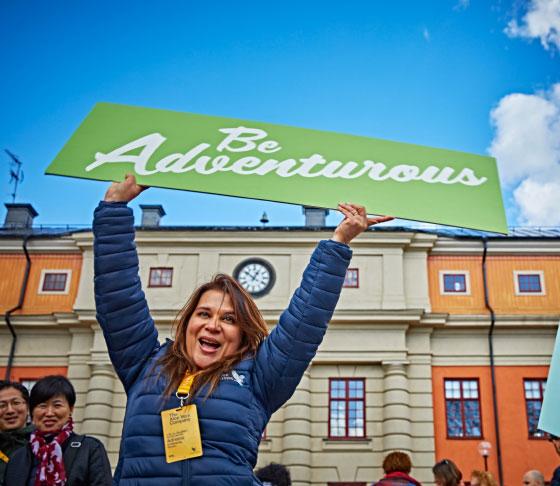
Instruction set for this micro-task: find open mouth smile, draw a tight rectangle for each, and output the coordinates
[198,337,222,352]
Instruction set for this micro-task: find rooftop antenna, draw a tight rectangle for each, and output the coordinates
[5,149,24,203]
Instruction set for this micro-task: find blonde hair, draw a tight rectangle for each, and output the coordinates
[471,470,498,486]
[157,274,269,399]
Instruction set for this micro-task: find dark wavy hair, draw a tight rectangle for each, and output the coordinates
[433,459,462,486]
[157,274,269,399]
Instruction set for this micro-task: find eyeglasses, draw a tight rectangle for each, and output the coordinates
[0,399,27,411]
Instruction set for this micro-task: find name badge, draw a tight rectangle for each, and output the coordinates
[161,404,203,463]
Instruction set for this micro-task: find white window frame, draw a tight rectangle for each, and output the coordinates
[439,270,471,295]
[514,271,545,296]
[38,269,72,295]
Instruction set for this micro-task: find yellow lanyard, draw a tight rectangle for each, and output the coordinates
[176,373,197,406]
[0,449,9,463]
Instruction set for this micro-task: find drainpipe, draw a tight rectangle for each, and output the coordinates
[481,237,504,486]
[4,235,32,380]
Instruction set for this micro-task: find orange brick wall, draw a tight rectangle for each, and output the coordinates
[0,253,82,315]
[432,365,556,485]
[429,255,560,315]
[0,366,68,382]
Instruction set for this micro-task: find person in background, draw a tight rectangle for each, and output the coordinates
[522,469,545,486]
[4,375,112,486]
[0,381,33,486]
[432,459,462,486]
[255,462,292,486]
[549,433,560,486]
[373,451,422,486]
[470,469,497,486]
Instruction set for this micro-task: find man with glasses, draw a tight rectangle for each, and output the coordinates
[549,434,560,486]
[0,381,32,486]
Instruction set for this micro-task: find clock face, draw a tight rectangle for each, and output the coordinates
[233,259,275,297]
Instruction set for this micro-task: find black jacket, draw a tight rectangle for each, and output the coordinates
[4,433,112,486]
[0,425,34,486]
[551,465,560,486]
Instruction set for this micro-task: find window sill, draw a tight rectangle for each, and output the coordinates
[321,438,372,451]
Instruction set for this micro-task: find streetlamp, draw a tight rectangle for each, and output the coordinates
[477,441,492,472]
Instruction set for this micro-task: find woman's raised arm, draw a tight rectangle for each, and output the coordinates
[94,175,158,392]
[253,204,393,415]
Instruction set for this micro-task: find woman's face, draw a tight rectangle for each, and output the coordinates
[0,387,28,431]
[186,290,243,369]
[32,394,73,433]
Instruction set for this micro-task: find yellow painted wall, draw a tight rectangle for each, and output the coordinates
[429,255,560,315]
[0,253,82,314]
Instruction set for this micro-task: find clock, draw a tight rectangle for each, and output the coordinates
[233,258,275,298]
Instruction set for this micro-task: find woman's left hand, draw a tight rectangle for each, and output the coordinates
[332,203,394,245]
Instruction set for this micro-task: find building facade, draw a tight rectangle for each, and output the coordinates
[1,204,558,486]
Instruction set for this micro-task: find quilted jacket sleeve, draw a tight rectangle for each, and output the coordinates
[253,239,352,416]
[93,201,160,392]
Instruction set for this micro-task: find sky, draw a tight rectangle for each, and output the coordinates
[1,0,559,228]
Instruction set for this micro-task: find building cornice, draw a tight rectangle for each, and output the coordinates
[0,237,81,253]
[431,238,560,255]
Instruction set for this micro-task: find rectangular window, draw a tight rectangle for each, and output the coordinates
[524,379,546,438]
[444,379,482,438]
[43,273,67,291]
[149,267,173,287]
[38,270,71,294]
[329,378,365,439]
[439,271,470,295]
[343,268,359,288]
[515,272,545,295]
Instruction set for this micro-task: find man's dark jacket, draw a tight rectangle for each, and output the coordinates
[0,425,33,486]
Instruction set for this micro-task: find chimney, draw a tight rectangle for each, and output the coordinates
[4,203,38,228]
[302,206,329,228]
[140,204,166,227]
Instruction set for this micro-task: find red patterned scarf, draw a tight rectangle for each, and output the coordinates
[29,418,74,486]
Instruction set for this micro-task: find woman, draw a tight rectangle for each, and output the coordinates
[4,376,112,486]
[432,459,463,486]
[0,381,33,486]
[373,451,422,486]
[95,174,392,485]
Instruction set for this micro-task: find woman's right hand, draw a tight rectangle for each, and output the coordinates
[104,174,148,203]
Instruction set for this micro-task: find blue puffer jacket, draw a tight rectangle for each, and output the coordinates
[93,201,352,485]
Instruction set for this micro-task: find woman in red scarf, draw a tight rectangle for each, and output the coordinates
[4,375,112,486]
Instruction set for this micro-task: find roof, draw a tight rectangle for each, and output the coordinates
[1,224,560,240]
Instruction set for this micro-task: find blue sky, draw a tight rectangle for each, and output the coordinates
[1,0,558,227]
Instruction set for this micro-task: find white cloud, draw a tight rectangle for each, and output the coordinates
[489,83,560,226]
[514,179,560,226]
[454,0,470,11]
[505,0,560,51]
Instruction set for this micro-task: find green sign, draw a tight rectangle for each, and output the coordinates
[46,102,507,233]
[538,326,560,436]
